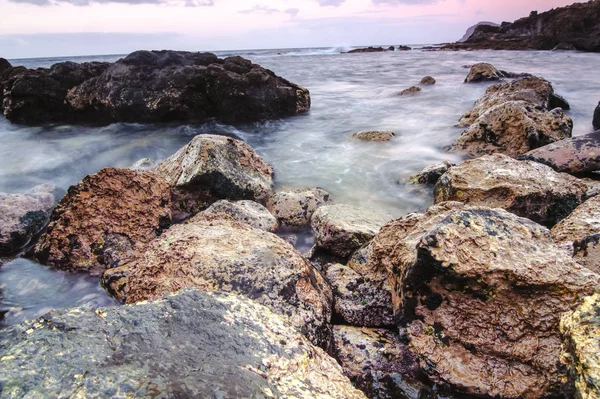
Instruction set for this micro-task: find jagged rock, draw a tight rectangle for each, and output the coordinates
[387,46,395,51]
[0,289,365,399]
[0,58,11,74]
[203,199,278,232]
[594,102,600,130]
[520,131,600,174]
[369,202,600,397]
[332,326,433,399]
[129,157,156,171]
[398,86,421,96]
[419,76,436,85]
[397,45,411,51]
[464,62,505,83]
[102,213,332,347]
[450,101,573,157]
[560,293,600,399]
[326,263,393,327]
[458,22,500,42]
[267,187,331,227]
[351,130,396,142]
[458,76,570,127]
[344,47,386,54]
[155,134,273,205]
[551,195,600,273]
[435,154,586,226]
[32,168,172,274]
[311,204,392,258]
[410,161,454,185]
[0,185,55,255]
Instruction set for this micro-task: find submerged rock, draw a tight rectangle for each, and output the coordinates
[203,199,278,232]
[450,100,573,157]
[560,293,600,399]
[311,204,392,258]
[0,289,365,398]
[351,130,396,142]
[464,62,505,83]
[410,161,454,185]
[155,134,273,205]
[33,168,172,274]
[102,213,332,347]
[435,154,587,226]
[398,86,421,96]
[267,187,331,227]
[397,45,411,51]
[419,76,436,85]
[369,203,600,398]
[520,131,600,174]
[344,47,386,54]
[0,185,55,255]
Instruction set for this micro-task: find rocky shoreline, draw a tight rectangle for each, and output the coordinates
[1,53,600,399]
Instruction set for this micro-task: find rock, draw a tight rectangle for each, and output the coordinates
[464,62,505,83]
[326,263,394,327]
[387,46,395,51]
[267,187,331,227]
[560,293,600,399]
[450,101,573,157]
[594,102,600,130]
[434,154,587,226]
[311,204,392,258]
[397,45,411,51]
[552,42,577,51]
[129,157,156,171]
[332,326,433,399]
[344,47,386,54]
[458,76,570,127]
[32,168,172,274]
[551,195,600,273]
[369,203,600,397]
[0,289,365,399]
[351,130,396,142]
[419,76,436,85]
[0,185,55,255]
[397,86,421,96]
[458,21,500,42]
[581,177,600,200]
[155,134,273,205]
[0,58,11,74]
[519,131,600,174]
[203,199,278,232]
[410,161,454,185]
[102,213,332,348]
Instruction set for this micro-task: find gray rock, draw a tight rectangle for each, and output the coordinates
[351,130,396,142]
[267,187,331,227]
[594,102,600,130]
[129,157,156,171]
[203,199,278,232]
[0,289,366,398]
[410,161,454,185]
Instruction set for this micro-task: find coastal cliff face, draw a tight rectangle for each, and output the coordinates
[448,0,600,52]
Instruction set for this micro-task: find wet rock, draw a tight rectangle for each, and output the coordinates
[102,213,332,347]
[351,130,396,142]
[581,177,600,200]
[32,168,172,274]
[0,185,55,255]
[451,101,573,157]
[369,203,600,398]
[0,289,365,399]
[435,154,587,226]
[267,187,331,227]
[397,45,411,51]
[203,199,278,232]
[344,47,386,54]
[129,157,156,171]
[560,293,600,399]
[594,102,600,130]
[419,76,436,85]
[410,161,454,185]
[458,76,570,127]
[0,58,11,74]
[398,86,421,96]
[387,46,395,51]
[326,263,394,327]
[155,134,274,204]
[464,62,505,83]
[311,204,392,258]
[551,195,600,273]
[332,326,433,399]
[520,131,600,174]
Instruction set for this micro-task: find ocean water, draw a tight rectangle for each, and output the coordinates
[1,46,599,326]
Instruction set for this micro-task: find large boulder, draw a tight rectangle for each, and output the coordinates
[155,134,273,206]
[520,131,600,174]
[32,168,172,274]
[435,154,587,226]
[203,199,278,231]
[594,102,600,130]
[311,204,392,258]
[267,187,331,227]
[369,203,600,398]
[451,101,573,157]
[102,213,332,347]
[464,62,505,83]
[0,289,365,399]
[0,185,55,255]
[410,161,455,185]
[458,76,569,127]
[560,293,600,399]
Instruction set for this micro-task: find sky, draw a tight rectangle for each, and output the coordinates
[0,0,583,58]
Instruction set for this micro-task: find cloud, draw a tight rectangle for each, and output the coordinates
[8,0,214,6]
[238,4,299,17]
[317,0,345,6]
[371,0,441,4]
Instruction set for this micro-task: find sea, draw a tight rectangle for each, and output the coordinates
[1,45,599,326]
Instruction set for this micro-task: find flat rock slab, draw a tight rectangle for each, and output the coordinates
[267,187,331,227]
[0,289,365,399]
[203,199,278,231]
[351,130,396,142]
[520,131,600,174]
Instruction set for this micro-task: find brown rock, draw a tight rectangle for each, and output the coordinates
[450,101,573,157]
[203,199,278,232]
[419,76,436,85]
[267,187,331,227]
[369,203,600,397]
[434,154,587,226]
[397,86,421,96]
[351,130,396,142]
[33,168,172,274]
[464,62,505,83]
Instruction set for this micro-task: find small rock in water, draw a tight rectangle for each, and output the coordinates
[351,130,396,142]
[387,46,395,51]
[267,187,331,227]
[397,86,421,96]
[129,157,156,171]
[410,161,454,185]
[397,45,411,51]
[594,102,600,130]
[464,62,505,83]
[203,199,278,232]
[419,75,436,85]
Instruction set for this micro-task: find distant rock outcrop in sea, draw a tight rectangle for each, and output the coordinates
[457,21,499,42]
